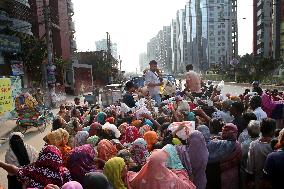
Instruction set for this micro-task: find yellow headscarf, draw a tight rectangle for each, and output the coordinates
[103,157,127,189]
[46,128,69,146]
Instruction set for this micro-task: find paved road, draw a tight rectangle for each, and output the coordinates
[0,85,249,188]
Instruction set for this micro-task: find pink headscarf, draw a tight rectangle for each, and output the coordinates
[62,181,83,189]
[130,149,196,189]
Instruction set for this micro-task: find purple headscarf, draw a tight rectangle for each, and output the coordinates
[187,131,209,189]
[66,144,98,184]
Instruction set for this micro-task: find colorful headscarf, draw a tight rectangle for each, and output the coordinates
[130,138,150,166]
[222,123,238,141]
[83,172,112,189]
[143,131,158,151]
[89,122,102,137]
[162,144,185,170]
[144,119,153,128]
[130,149,196,189]
[106,117,115,124]
[97,139,117,161]
[172,138,182,145]
[131,120,142,127]
[118,122,129,135]
[66,144,98,184]
[86,135,100,147]
[103,157,127,189]
[97,112,107,124]
[120,126,140,144]
[196,125,211,143]
[45,128,72,164]
[139,125,151,136]
[74,131,89,147]
[17,145,71,188]
[62,181,83,189]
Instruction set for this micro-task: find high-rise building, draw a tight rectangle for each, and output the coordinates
[186,0,208,72]
[139,53,148,72]
[253,0,273,57]
[272,0,284,60]
[207,0,237,68]
[171,19,178,73]
[176,9,187,73]
[146,26,172,73]
[95,39,118,59]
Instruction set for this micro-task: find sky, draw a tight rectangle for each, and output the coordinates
[73,0,253,72]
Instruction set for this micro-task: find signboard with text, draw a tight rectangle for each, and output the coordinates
[0,78,13,115]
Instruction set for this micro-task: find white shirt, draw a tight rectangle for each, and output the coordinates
[253,107,267,121]
[144,70,160,96]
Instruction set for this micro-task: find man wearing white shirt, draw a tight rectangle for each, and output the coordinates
[250,95,267,121]
[144,60,163,106]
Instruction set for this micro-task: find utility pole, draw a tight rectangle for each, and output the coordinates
[43,0,53,107]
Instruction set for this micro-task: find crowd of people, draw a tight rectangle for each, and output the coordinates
[0,61,284,189]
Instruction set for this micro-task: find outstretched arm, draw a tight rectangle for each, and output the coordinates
[0,161,19,175]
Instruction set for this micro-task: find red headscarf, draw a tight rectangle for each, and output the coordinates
[120,126,140,145]
[89,122,102,136]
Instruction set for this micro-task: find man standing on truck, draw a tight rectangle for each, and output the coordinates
[144,60,163,106]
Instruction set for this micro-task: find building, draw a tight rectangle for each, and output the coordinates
[272,0,284,60]
[185,0,209,72]
[139,53,148,72]
[29,0,76,61]
[176,9,187,73]
[0,0,32,76]
[207,0,237,68]
[146,26,172,74]
[171,19,178,73]
[253,0,273,57]
[95,39,118,59]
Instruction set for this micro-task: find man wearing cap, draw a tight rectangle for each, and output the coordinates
[144,60,163,106]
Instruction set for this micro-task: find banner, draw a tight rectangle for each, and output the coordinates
[0,78,13,115]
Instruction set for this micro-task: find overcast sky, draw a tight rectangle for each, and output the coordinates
[73,0,253,72]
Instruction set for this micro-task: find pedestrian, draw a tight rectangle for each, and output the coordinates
[5,132,38,189]
[185,64,202,98]
[144,60,163,106]
[83,172,112,189]
[122,81,136,108]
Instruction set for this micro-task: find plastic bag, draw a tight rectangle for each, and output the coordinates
[168,121,196,140]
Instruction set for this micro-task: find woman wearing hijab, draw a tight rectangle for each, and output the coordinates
[130,138,150,167]
[96,112,107,125]
[143,131,158,151]
[44,128,72,165]
[177,131,209,189]
[0,145,71,188]
[139,125,151,136]
[120,125,140,145]
[162,144,192,184]
[89,122,102,137]
[97,139,118,161]
[74,131,89,147]
[130,149,196,189]
[117,149,139,172]
[219,123,242,189]
[103,157,129,189]
[66,144,99,184]
[61,181,83,189]
[5,132,38,189]
[84,172,113,189]
[204,123,241,189]
[65,117,82,146]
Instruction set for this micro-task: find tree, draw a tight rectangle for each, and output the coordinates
[54,57,68,84]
